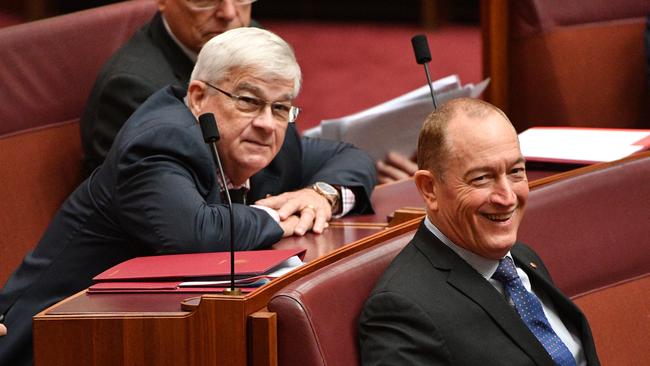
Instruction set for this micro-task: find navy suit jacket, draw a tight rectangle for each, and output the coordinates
[0,86,376,366]
[359,223,600,365]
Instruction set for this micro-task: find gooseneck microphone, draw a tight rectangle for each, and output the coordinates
[411,34,438,109]
[198,113,240,295]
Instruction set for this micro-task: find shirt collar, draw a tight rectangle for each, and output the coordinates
[423,216,512,281]
[161,15,198,63]
[217,174,250,192]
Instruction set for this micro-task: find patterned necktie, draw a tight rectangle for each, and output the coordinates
[492,257,576,366]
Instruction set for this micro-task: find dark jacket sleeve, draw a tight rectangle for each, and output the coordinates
[300,136,377,214]
[111,122,283,254]
[80,72,160,176]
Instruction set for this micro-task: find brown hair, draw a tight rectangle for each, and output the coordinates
[417,98,511,180]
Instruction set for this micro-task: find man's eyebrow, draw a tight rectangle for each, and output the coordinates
[462,157,526,179]
[234,82,293,102]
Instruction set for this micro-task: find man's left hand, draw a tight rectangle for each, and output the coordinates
[255,188,332,235]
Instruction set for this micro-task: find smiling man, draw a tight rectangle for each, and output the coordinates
[359,98,600,366]
[0,28,375,366]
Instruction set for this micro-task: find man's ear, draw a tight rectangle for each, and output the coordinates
[157,0,167,12]
[187,81,208,116]
[414,169,438,212]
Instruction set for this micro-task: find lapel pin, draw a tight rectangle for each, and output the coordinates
[529,262,538,269]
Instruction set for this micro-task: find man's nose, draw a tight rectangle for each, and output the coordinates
[251,105,276,131]
[215,0,237,21]
[490,178,517,206]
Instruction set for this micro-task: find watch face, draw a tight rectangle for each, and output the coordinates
[316,182,337,195]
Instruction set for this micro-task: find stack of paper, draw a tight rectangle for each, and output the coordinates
[518,127,650,164]
[303,75,490,161]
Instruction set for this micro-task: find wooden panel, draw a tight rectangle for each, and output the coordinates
[249,311,277,366]
[480,0,509,112]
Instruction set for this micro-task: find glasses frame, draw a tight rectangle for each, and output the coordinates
[204,82,300,123]
[185,0,258,11]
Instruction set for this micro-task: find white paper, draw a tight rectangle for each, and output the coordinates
[178,255,304,287]
[518,127,650,163]
[303,75,490,161]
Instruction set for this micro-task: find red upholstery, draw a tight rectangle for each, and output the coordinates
[519,153,650,297]
[0,0,156,286]
[520,154,650,364]
[0,0,156,136]
[487,0,650,131]
[267,154,650,366]
[267,232,414,366]
[572,274,650,366]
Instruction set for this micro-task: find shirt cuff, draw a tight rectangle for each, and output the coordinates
[334,186,356,218]
[250,204,280,223]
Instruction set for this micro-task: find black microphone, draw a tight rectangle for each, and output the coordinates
[198,113,240,296]
[411,34,438,109]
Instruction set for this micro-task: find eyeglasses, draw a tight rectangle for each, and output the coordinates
[185,0,258,11]
[204,82,301,123]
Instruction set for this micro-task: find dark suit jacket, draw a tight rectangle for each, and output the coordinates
[359,223,600,366]
[0,86,376,366]
[79,12,262,176]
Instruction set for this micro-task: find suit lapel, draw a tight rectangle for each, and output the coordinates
[413,225,555,365]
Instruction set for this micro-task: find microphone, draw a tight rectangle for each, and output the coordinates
[198,113,240,296]
[411,34,438,109]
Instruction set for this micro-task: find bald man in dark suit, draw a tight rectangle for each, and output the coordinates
[359,98,599,365]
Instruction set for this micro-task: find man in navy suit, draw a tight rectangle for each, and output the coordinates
[359,98,599,365]
[0,27,376,366]
[81,0,260,175]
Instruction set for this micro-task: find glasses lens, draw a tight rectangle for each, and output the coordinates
[235,96,264,113]
[187,0,218,9]
[288,107,300,123]
[187,0,257,9]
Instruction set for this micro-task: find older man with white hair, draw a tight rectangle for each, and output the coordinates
[0,27,376,366]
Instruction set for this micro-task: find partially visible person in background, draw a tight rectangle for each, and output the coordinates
[375,151,418,184]
[80,0,259,175]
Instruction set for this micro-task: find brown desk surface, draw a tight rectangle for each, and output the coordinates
[46,226,383,315]
[40,167,568,317]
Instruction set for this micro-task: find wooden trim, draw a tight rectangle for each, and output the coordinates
[481,0,509,113]
[249,311,277,366]
[528,151,650,190]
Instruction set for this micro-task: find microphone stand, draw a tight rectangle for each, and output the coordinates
[209,143,241,296]
[199,113,240,296]
[421,63,438,109]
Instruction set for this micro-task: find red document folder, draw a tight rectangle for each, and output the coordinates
[88,248,305,294]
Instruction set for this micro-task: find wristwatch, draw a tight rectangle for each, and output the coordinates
[311,182,341,214]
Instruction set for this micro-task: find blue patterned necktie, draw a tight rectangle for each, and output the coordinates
[492,257,577,366]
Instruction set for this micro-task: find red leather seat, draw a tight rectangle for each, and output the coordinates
[267,231,414,366]
[267,152,650,366]
[0,0,156,286]
[483,0,650,131]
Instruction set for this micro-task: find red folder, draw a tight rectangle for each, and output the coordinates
[87,281,258,294]
[93,248,306,282]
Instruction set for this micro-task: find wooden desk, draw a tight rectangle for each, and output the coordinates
[32,166,574,366]
[33,179,423,366]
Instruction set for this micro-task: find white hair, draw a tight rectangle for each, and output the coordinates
[190,27,302,97]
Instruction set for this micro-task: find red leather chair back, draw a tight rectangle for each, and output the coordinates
[0,0,157,136]
[485,0,650,131]
[267,232,414,366]
[520,153,650,297]
[0,0,156,286]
